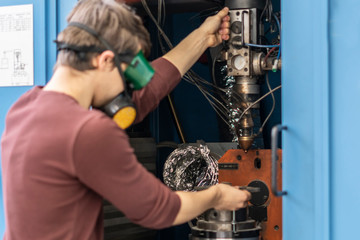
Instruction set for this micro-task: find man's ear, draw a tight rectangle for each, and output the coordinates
[96,50,115,71]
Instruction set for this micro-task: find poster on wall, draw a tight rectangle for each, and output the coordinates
[0,4,34,87]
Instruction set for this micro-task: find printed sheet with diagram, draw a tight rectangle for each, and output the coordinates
[0,4,33,87]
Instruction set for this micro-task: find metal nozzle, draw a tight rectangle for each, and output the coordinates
[238,136,254,152]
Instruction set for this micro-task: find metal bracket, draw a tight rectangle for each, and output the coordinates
[271,124,288,197]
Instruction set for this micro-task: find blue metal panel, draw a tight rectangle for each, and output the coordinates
[47,0,77,82]
[282,0,330,239]
[46,0,57,82]
[0,0,48,234]
[329,0,360,239]
[57,0,77,32]
[313,0,331,239]
[282,0,315,237]
[283,0,360,239]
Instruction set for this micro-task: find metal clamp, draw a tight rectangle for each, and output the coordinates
[271,124,288,197]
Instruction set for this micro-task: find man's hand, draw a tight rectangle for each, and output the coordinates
[172,183,251,226]
[198,7,231,48]
[163,7,230,76]
[213,184,251,210]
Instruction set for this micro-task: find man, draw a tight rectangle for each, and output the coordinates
[1,0,250,239]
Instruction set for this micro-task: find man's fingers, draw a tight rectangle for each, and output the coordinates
[222,15,230,22]
[221,21,230,29]
[219,20,230,41]
[245,190,252,200]
[219,28,230,35]
[222,35,230,41]
[219,14,230,41]
[216,7,229,19]
[239,190,251,201]
[239,201,248,208]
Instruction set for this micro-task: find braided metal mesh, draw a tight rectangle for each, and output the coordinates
[163,144,218,191]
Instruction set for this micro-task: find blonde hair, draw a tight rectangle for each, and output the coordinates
[55,0,151,71]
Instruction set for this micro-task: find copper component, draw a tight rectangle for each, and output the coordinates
[218,149,283,240]
[238,136,254,152]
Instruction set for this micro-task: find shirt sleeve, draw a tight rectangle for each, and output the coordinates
[132,57,181,123]
[73,112,181,229]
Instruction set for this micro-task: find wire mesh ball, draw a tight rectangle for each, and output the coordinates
[163,143,218,191]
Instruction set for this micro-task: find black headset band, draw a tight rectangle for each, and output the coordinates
[55,40,106,53]
[68,22,112,50]
[55,40,135,64]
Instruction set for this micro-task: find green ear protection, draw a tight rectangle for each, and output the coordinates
[124,50,155,90]
[56,22,155,129]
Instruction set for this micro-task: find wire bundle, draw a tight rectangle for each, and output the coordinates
[140,0,282,138]
[141,0,235,127]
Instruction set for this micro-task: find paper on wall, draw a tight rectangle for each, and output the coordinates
[0,4,33,87]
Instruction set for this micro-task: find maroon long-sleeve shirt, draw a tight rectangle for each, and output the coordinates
[1,58,182,240]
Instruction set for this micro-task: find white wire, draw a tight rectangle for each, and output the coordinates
[238,85,282,126]
[258,73,276,134]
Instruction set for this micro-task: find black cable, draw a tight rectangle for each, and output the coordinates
[141,0,249,129]
[189,6,221,22]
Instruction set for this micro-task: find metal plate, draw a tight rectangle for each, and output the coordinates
[219,163,239,170]
[218,149,282,240]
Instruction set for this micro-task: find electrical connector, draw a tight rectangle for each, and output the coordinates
[272,59,279,72]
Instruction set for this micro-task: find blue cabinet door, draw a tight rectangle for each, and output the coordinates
[328,0,360,239]
[282,0,330,238]
[282,0,360,239]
